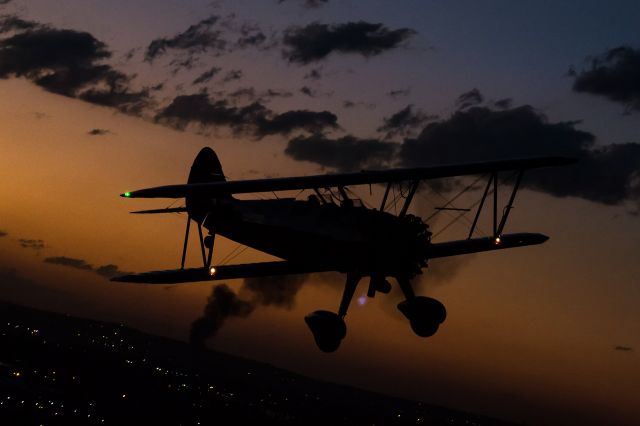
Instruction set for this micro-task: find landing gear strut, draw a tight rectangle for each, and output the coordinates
[305,273,447,352]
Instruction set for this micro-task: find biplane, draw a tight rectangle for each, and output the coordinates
[113,147,574,352]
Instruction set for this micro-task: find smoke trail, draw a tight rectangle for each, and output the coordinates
[189,284,255,348]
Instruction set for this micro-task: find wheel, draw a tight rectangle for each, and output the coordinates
[409,317,440,337]
[397,297,447,338]
[304,310,347,353]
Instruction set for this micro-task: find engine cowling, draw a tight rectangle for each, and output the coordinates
[304,310,347,353]
[397,297,447,337]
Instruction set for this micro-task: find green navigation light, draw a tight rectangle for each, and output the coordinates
[124,192,131,198]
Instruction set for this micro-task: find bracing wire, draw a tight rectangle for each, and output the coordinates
[218,244,245,265]
[432,195,487,239]
[425,174,485,222]
[223,245,249,265]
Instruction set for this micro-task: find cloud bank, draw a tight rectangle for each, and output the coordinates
[572,46,640,113]
[283,21,415,64]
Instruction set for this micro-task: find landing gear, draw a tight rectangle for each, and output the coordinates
[397,297,446,337]
[367,275,392,297]
[305,273,447,351]
[305,273,360,353]
[304,311,346,353]
[396,276,446,337]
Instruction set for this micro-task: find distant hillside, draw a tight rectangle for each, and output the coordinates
[0,301,518,425]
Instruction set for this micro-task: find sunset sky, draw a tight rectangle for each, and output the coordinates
[1,1,639,425]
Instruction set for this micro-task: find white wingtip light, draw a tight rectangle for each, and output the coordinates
[494,236,501,245]
[209,266,217,277]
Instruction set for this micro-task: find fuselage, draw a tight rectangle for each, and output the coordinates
[194,196,431,278]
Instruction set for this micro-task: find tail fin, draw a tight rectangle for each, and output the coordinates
[188,147,225,184]
[186,147,226,221]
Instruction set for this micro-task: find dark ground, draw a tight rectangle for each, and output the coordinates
[0,301,519,425]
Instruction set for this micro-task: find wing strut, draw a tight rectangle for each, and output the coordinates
[399,180,420,217]
[379,182,392,211]
[468,177,492,239]
[467,170,525,240]
[180,216,191,269]
[497,170,523,236]
[179,215,215,270]
[197,223,207,266]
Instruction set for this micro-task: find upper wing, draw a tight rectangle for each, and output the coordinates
[122,156,575,199]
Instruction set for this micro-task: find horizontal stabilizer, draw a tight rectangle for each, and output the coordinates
[111,261,338,284]
[121,156,576,199]
[130,207,187,214]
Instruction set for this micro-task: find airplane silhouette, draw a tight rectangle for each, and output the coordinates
[114,147,574,352]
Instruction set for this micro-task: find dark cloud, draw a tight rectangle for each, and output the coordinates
[218,13,275,51]
[79,87,150,114]
[398,105,640,206]
[0,230,7,237]
[377,105,436,139]
[614,345,633,352]
[261,88,293,100]
[387,88,411,99]
[192,66,221,85]
[156,92,337,138]
[572,46,640,113]
[226,87,257,101]
[87,128,110,136]
[145,14,272,70]
[0,20,150,114]
[285,134,397,172]
[223,87,293,103]
[169,55,200,74]
[493,98,513,109]
[145,15,225,61]
[299,86,332,98]
[300,85,317,97]
[283,21,416,64]
[0,0,13,5]
[122,47,138,62]
[304,67,323,80]
[343,100,376,110]
[0,15,39,33]
[456,88,484,110]
[221,69,243,83]
[95,264,128,278]
[257,110,338,137]
[19,239,45,250]
[44,256,92,271]
[278,0,329,8]
[190,284,255,348]
[43,256,126,278]
[155,93,264,132]
[236,29,267,49]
